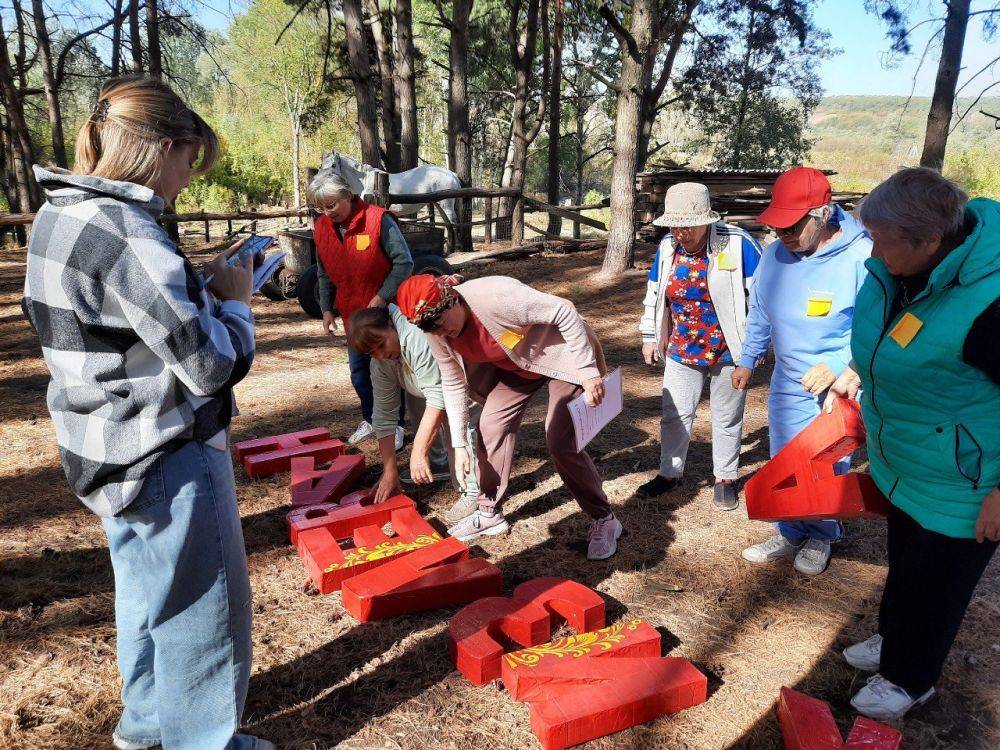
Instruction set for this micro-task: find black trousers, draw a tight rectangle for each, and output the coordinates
[879,504,998,695]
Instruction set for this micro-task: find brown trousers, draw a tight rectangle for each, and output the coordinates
[473,365,610,519]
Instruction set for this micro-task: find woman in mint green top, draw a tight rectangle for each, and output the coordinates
[825,168,1000,724]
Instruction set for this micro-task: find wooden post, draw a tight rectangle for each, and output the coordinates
[367,170,390,207]
[484,196,493,244]
[227,219,233,235]
[511,193,524,245]
[428,201,436,227]
[204,219,210,242]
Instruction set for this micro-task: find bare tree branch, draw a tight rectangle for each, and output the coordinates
[598,0,638,60]
[951,78,1000,132]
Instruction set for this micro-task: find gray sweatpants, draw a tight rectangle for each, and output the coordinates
[659,357,747,481]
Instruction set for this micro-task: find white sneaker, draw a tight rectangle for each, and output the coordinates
[394,425,405,451]
[448,510,510,542]
[741,534,800,563]
[844,634,883,672]
[794,538,832,576]
[348,420,375,444]
[112,731,159,750]
[851,674,935,721]
[587,514,623,560]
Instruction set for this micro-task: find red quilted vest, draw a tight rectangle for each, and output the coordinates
[314,198,392,331]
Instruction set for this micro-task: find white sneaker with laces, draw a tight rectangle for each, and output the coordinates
[587,514,623,560]
[394,425,405,451]
[844,634,882,672]
[448,510,510,542]
[348,420,375,444]
[794,538,832,575]
[851,674,935,721]
[741,534,800,563]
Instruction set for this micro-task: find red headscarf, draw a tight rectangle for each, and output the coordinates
[396,274,463,327]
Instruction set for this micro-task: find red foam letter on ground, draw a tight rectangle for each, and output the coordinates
[341,536,503,621]
[286,492,413,546]
[777,687,843,750]
[234,428,345,478]
[527,656,707,750]
[746,399,890,522]
[845,717,902,750]
[501,618,661,700]
[289,454,366,506]
[449,578,606,686]
[297,504,438,594]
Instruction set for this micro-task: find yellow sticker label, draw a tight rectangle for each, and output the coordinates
[806,293,833,317]
[498,328,524,349]
[716,251,737,271]
[889,312,923,348]
[355,234,371,251]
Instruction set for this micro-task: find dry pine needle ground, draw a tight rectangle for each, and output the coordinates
[0,245,997,749]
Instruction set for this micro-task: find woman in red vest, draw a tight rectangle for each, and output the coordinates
[308,171,413,445]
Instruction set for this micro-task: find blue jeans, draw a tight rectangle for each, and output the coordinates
[348,345,404,426]
[101,440,264,750]
[769,388,844,545]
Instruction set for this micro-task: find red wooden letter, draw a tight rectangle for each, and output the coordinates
[286,492,413,546]
[448,578,606,686]
[290,454,366,506]
[845,717,902,750]
[746,399,890,522]
[234,428,345,478]
[297,505,439,594]
[777,687,843,750]
[341,536,503,621]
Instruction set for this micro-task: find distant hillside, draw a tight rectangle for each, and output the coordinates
[807,96,1000,193]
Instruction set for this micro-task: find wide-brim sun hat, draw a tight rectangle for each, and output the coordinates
[757,166,832,229]
[651,182,721,228]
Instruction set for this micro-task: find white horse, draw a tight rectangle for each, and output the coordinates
[321,151,461,225]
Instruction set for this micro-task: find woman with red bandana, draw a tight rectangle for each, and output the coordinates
[395,274,623,560]
[308,171,413,446]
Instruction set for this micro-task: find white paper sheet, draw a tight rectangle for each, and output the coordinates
[567,367,623,453]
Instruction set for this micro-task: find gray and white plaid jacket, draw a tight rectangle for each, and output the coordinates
[22,166,255,516]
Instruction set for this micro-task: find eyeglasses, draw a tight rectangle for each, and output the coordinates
[774,209,826,237]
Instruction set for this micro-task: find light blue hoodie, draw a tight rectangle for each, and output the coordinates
[740,204,872,454]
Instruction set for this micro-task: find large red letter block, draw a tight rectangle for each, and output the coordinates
[290,454,366,506]
[341,536,503,621]
[286,492,414,546]
[449,578,605,686]
[234,428,344,478]
[777,687,844,750]
[527,656,708,750]
[844,717,902,750]
[746,399,890,522]
[501,619,661,700]
[297,505,440,594]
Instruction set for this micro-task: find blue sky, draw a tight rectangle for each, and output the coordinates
[815,0,999,96]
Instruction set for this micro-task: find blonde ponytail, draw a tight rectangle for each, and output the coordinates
[73,76,220,189]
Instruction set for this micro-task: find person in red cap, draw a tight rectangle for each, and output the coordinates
[396,273,623,560]
[731,166,872,575]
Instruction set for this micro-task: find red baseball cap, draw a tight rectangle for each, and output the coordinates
[757,167,832,229]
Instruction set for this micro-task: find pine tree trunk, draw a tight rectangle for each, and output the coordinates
[920,0,970,172]
[111,0,124,76]
[366,0,401,172]
[602,0,654,276]
[0,14,38,211]
[448,0,474,250]
[343,0,382,166]
[394,0,419,170]
[31,0,67,168]
[545,0,564,235]
[146,0,162,78]
[291,119,302,207]
[129,0,144,73]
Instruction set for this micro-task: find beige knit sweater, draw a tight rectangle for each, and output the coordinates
[426,276,607,447]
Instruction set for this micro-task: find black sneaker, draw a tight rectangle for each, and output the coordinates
[713,481,739,511]
[636,474,681,498]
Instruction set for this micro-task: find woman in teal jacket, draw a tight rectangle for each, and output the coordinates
[826,168,1000,722]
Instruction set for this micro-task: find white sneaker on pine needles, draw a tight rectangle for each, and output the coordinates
[348,420,375,444]
[844,634,883,672]
[851,674,935,721]
[587,514,623,560]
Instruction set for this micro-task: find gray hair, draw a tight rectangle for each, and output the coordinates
[307,169,353,206]
[859,167,968,244]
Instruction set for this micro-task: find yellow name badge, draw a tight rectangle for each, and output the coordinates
[806,292,833,317]
[716,251,737,271]
[889,312,923,348]
[355,234,371,251]
[498,328,524,349]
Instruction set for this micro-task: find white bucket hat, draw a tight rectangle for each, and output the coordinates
[652,182,720,228]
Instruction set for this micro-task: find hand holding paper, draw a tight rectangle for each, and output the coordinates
[568,369,623,452]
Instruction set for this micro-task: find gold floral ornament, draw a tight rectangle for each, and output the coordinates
[504,619,643,669]
[323,533,442,572]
